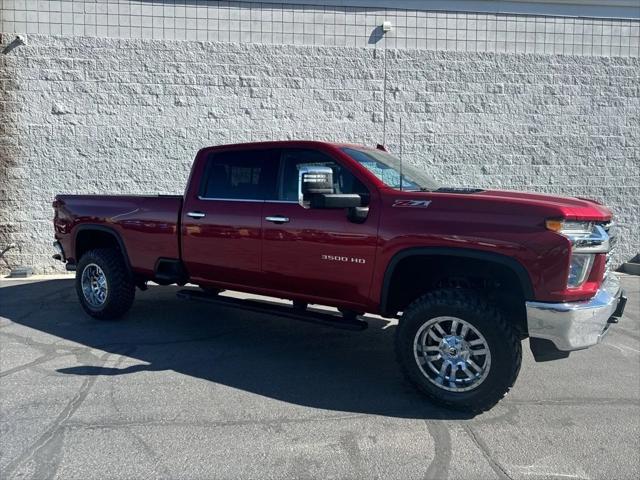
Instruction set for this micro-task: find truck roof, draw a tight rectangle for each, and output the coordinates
[199,140,377,153]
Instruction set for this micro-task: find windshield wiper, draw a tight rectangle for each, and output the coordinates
[435,187,484,194]
[400,187,434,192]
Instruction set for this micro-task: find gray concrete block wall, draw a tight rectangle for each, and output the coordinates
[2,1,639,56]
[0,34,638,274]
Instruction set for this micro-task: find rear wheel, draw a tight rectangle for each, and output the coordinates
[75,248,135,320]
[395,288,521,412]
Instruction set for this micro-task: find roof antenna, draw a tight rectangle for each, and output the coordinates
[381,46,388,148]
[399,118,403,191]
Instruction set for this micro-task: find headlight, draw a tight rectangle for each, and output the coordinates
[545,219,593,235]
[545,219,609,254]
[546,219,610,288]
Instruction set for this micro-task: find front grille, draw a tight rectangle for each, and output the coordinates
[602,222,616,276]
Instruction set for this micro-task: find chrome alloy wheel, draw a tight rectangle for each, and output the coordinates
[413,316,491,392]
[81,263,108,308]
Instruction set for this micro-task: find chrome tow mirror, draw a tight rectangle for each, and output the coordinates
[298,165,362,210]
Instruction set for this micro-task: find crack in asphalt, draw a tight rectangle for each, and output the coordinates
[0,330,106,380]
[61,412,369,431]
[0,285,75,324]
[128,429,172,478]
[608,328,640,342]
[0,329,244,379]
[2,277,638,478]
[423,418,452,480]
[3,335,240,351]
[474,403,520,426]
[0,329,109,379]
[2,350,113,479]
[0,353,72,378]
[505,398,640,407]
[338,431,366,475]
[463,424,513,480]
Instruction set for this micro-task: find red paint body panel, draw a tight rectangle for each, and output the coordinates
[54,195,181,276]
[261,201,380,309]
[53,140,613,313]
[181,198,263,288]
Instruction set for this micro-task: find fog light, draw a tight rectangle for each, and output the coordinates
[568,253,594,288]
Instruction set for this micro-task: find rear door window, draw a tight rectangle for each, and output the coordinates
[200,149,279,200]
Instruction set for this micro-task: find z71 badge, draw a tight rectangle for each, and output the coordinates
[392,200,432,208]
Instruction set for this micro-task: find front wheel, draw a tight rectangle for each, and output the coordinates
[75,248,135,320]
[395,289,521,412]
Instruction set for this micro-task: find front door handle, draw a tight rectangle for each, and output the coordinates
[187,211,206,219]
[265,215,290,224]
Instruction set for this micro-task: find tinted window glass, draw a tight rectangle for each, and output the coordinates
[341,147,441,192]
[200,149,279,200]
[279,149,368,202]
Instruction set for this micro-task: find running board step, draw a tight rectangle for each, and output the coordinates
[176,289,368,331]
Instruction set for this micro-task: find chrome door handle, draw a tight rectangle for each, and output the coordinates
[187,211,206,219]
[265,216,289,224]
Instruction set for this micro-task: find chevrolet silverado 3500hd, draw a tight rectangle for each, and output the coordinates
[53,141,627,411]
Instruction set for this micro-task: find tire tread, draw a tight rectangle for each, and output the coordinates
[395,288,522,413]
[75,248,135,320]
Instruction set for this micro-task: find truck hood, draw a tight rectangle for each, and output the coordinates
[388,187,612,222]
[471,189,612,220]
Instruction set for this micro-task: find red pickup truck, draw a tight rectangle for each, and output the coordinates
[53,141,626,411]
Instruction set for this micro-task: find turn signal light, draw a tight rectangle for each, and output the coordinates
[545,219,564,232]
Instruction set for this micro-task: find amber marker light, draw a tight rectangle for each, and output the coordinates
[545,219,564,232]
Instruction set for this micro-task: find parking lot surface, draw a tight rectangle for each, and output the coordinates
[1,274,639,480]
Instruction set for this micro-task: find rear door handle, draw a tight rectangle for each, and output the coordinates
[265,216,290,224]
[187,211,206,219]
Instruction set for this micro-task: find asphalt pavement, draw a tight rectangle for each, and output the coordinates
[1,274,638,480]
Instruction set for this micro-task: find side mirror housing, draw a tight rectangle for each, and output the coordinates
[299,165,334,208]
[309,194,362,209]
[298,166,362,210]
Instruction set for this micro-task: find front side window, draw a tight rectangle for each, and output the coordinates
[341,147,441,192]
[200,149,279,200]
[279,149,369,202]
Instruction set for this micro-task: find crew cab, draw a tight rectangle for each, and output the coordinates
[52,141,627,411]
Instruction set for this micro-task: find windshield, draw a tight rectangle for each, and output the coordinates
[341,147,441,192]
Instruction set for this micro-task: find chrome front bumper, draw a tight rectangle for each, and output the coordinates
[526,275,625,351]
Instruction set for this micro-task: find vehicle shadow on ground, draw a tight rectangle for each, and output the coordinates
[0,279,473,420]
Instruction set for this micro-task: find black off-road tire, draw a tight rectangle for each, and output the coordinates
[395,288,522,412]
[75,248,135,320]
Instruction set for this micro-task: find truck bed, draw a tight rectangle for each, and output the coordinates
[54,194,183,276]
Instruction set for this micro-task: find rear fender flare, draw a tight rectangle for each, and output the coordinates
[73,224,132,274]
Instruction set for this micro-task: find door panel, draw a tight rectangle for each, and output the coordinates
[182,199,264,287]
[262,202,378,307]
[261,148,379,307]
[181,148,279,287]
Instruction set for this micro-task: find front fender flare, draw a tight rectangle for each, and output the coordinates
[379,247,535,316]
